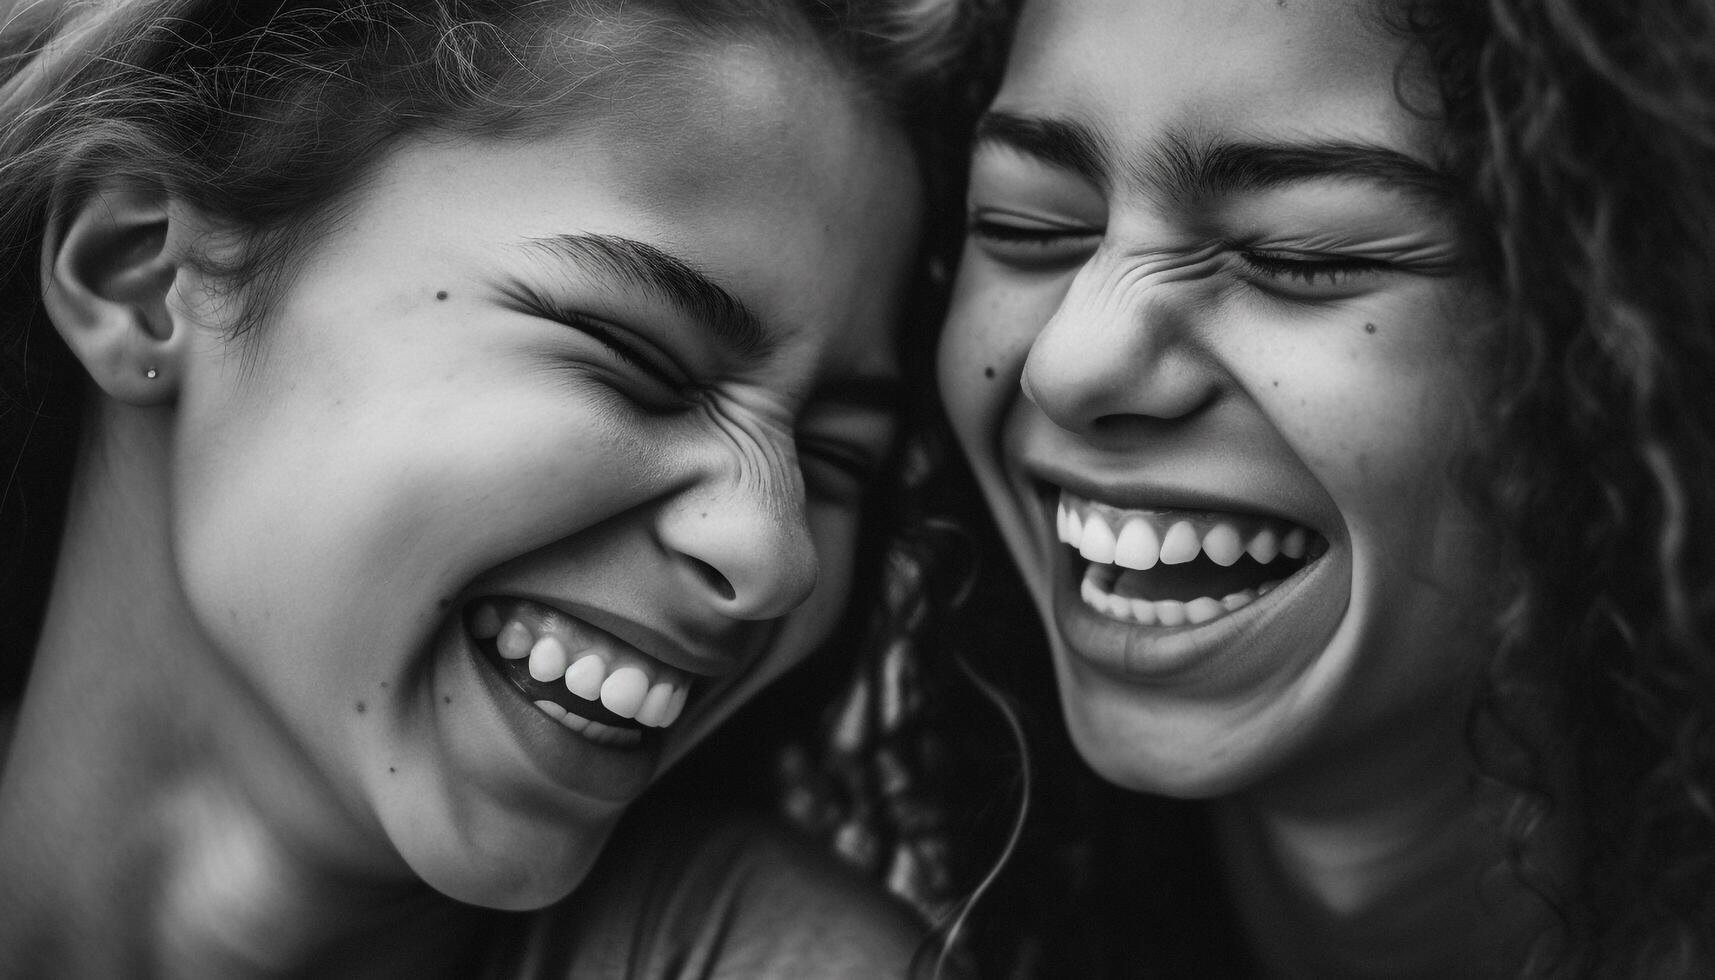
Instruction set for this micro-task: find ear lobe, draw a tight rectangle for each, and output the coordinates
[40,182,199,405]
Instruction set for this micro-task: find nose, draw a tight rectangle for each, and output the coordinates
[1021,257,1218,433]
[656,441,819,622]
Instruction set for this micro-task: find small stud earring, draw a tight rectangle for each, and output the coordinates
[145,368,158,380]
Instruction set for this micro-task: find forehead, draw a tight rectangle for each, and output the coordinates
[541,38,919,373]
[999,0,1438,170]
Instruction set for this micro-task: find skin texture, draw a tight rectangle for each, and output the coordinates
[940,0,1527,972]
[0,41,920,978]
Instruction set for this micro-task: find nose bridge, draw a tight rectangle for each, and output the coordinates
[658,416,818,622]
[1022,248,1217,430]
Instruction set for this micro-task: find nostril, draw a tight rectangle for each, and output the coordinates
[690,557,737,601]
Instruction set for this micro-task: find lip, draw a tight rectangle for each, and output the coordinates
[1026,461,1321,530]
[1036,488,1347,687]
[456,618,660,803]
[501,593,745,679]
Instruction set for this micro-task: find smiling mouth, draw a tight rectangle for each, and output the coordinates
[465,598,695,748]
[1057,490,1328,627]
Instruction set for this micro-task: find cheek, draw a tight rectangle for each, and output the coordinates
[938,262,1053,452]
[169,383,658,681]
[1247,316,1484,574]
[936,306,995,447]
[1281,376,1458,496]
[1242,301,1476,506]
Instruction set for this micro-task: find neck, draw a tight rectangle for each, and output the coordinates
[0,404,488,979]
[1214,711,1544,978]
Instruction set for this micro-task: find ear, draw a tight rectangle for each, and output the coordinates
[40,181,204,406]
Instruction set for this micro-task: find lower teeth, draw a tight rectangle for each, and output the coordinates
[1080,565,1278,626]
[534,699,642,746]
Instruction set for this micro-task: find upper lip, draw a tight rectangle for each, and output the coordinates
[1029,461,1311,529]
[489,593,749,679]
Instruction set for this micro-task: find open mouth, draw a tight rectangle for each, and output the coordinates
[464,598,694,748]
[1057,489,1328,627]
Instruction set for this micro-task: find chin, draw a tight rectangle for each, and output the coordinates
[1066,717,1265,800]
[1053,658,1315,802]
[403,817,618,911]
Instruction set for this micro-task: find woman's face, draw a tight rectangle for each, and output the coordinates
[167,45,919,906]
[941,0,1497,798]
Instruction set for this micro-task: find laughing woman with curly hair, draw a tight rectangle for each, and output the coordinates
[911,0,1715,975]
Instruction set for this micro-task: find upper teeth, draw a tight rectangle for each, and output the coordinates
[468,600,691,737]
[1056,496,1315,569]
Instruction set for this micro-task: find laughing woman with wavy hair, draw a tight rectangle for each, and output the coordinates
[0,1,980,976]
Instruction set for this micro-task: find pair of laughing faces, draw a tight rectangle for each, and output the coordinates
[3,0,1578,973]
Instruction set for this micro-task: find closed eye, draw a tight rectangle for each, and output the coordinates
[1234,249,1394,299]
[500,281,692,403]
[968,211,1102,269]
[553,310,685,388]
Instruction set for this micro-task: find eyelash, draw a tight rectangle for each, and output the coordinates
[557,311,684,388]
[970,218,1102,245]
[1235,250,1392,285]
[508,285,690,393]
[971,220,1081,242]
[967,217,1102,271]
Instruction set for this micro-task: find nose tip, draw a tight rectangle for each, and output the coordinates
[1022,288,1215,431]
[659,495,819,622]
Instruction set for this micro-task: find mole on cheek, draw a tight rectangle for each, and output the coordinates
[984,366,996,379]
[355,701,366,714]
[1363,322,1378,335]
[435,290,449,301]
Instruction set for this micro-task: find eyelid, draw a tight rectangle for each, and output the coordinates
[1232,247,1394,295]
[969,199,1104,236]
[557,309,687,386]
[967,207,1102,269]
[502,281,691,388]
[970,204,1099,231]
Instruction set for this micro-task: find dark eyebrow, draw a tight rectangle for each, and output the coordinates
[974,110,1109,184]
[519,233,772,359]
[975,110,1455,207]
[1146,131,1458,205]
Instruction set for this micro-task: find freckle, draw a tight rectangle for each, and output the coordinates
[444,696,452,704]
[435,290,449,301]
[388,767,396,773]
[1272,380,1280,388]
[355,701,366,714]
[379,681,388,688]
[1363,322,1378,334]
[984,366,996,379]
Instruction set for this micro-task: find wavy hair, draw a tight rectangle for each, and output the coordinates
[1413,0,1715,974]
